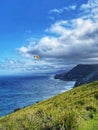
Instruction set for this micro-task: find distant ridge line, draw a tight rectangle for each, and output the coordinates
[54,64,98,87]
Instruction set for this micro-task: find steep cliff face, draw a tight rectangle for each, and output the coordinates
[54,64,98,87]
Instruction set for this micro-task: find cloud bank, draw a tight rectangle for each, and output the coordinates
[18,0,98,69]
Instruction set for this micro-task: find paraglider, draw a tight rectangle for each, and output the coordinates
[33,55,41,64]
[33,55,40,59]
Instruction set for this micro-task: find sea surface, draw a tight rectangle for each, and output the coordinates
[0,74,75,117]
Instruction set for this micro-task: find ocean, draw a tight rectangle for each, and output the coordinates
[0,74,75,117]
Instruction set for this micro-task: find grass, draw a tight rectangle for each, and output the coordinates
[78,113,98,130]
[0,81,98,130]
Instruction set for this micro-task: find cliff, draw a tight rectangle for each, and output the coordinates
[54,64,98,87]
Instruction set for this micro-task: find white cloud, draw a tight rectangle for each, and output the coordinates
[80,0,98,20]
[69,5,76,10]
[17,0,98,72]
[50,5,77,14]
[50,8,61,14]
[18,17,98,63]
[0,57,59,75]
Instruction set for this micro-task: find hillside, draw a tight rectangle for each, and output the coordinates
[54,64,98,87]
[0,81,98,130]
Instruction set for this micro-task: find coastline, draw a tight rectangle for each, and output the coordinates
[1,81,98,130]
[0,81,75,118]
[0,75,75,117]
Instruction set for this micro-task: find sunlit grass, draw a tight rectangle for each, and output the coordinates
[78,113,98,130]
[0,81,98,130]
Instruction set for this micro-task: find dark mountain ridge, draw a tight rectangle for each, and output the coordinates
[54,64,98,87]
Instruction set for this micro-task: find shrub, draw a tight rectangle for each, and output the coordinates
[88,113,94,119]
[36,101,39,103]
[94,93,98,100]
[85,106,96,113]
[14,108,21,112]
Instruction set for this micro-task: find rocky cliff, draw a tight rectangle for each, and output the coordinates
[54,64,98,87]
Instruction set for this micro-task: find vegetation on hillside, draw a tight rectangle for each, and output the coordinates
[0,81,98,130]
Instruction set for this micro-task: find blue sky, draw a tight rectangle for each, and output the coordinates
[0,0,98,75]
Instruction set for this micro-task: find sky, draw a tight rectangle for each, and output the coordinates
[0,0,98,75]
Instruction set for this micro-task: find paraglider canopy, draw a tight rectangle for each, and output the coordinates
[33,55,40,59]
[33,55,41,64]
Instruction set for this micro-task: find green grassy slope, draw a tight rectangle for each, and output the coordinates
[0,81,98,130]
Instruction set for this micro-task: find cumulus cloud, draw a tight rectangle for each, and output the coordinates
[18,0,98,71]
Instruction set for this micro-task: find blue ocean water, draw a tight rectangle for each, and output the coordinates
[0,75,75,117]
